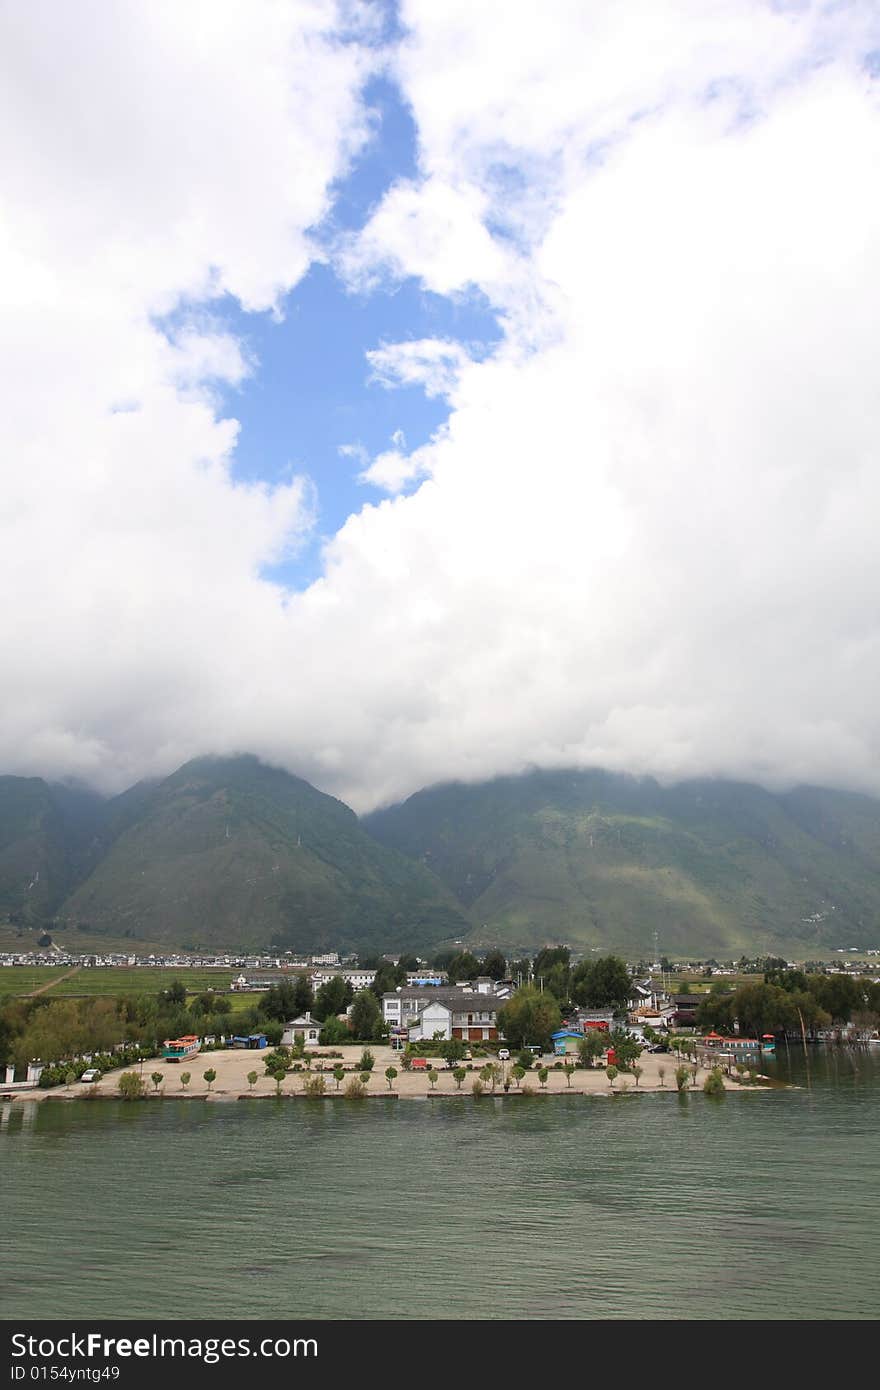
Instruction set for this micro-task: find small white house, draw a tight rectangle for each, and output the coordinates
[282,1011,321,1049]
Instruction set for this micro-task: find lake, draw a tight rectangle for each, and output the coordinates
[2,1046,877,1320]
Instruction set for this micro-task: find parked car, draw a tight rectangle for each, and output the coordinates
[80,1068,101,1083]
[497,1048,510,1061]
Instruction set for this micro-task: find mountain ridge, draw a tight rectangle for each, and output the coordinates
[2,758,880,955]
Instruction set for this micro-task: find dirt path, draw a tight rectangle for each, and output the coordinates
[27,965,82,997]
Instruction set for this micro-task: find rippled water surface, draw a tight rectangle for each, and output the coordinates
[2,1047,878,1320]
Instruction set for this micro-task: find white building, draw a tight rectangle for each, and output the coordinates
[282,1011,321,1049]
[382,987,502,1042]
[310,967,375,993]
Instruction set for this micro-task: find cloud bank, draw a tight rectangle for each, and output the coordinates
[2,2,880,812]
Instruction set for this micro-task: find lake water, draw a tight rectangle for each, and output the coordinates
[2,1046,878,1320]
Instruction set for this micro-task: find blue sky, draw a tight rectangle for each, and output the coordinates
[207,76,500,587]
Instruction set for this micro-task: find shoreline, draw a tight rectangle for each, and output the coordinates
[1,1042,769,1102]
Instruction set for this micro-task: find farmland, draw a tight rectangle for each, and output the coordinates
[0,967,235,999]
[0,968,72,998]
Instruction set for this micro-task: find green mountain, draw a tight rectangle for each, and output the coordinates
[5,758,880,957]
[362,770,880,955]
[57,756,468,953]
[0,776,106,923]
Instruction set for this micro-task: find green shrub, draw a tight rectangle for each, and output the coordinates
[345,1077,367,1099]
[117,1072,145,1101]
[703,1068,725,1097]
[304,1074,326,1097]
[358,1049,375,1072]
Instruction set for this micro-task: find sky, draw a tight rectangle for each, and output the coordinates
[2,0,880,812]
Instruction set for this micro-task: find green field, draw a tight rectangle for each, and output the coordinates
[0,968,71,998]
[0,967,235,999]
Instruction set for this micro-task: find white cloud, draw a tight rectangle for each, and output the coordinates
[366,338,472,398]
[0,1,374,789]
[3,1,880,816]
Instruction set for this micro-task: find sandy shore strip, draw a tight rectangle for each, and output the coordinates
[5,1044,760,1100]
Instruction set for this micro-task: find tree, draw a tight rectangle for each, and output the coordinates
[578,1031,606,1068]
[632,1063,643,1087]
[703,1068,725,1097]
[497,986,562,1050]
[246,1070,257,1091]
[118,1072,145,1101]
[563,1063,576,1087]
[511,1066,525,1088]
[359,1072,371,1088]
[203,1068,217,1091]
[481,949,507,981]
[533,946,570,975]
[439,1038,466,1066]
[807,972,863,1023]
[350,991,381,1041]
[538,1067,549,1089]
[658,1064,666,1087]
[272,1068,286,1095]
[674,1065,690,1092]
[358,1048,375,1072]
[259,975,313,1021]
[370,962,405,998]
[319,1015,350,1045]
[533,948,571,1001]
[160,980,187,1007]
[150,1071,163,1092]
[65,1068,77,1089]
[333,1066,345,1090]
[608,1028,642,1071]
[427,1069,439,1091]
[446,951,482,983]
[180,1071,191,1089]
[260,980,298,1021]
[313,975,354,1022]
[453,1067,466,1090]
[606,1064,618,1090]
[385,1066,398,1091]
[571,956,631,1010]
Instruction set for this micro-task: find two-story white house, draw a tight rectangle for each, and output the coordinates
[382,986,502,1042]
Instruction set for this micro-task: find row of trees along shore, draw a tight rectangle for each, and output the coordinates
[3,948,879,1088]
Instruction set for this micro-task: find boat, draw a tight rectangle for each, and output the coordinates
[163,1034,201,1063]
[761,1033,776,1053]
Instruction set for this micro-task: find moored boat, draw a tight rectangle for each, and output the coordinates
[163,1034,201,1063]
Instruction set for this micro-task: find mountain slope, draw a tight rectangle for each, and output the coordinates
[0,777,106,922]
[58,756,468,952]
[362,770,880,954]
